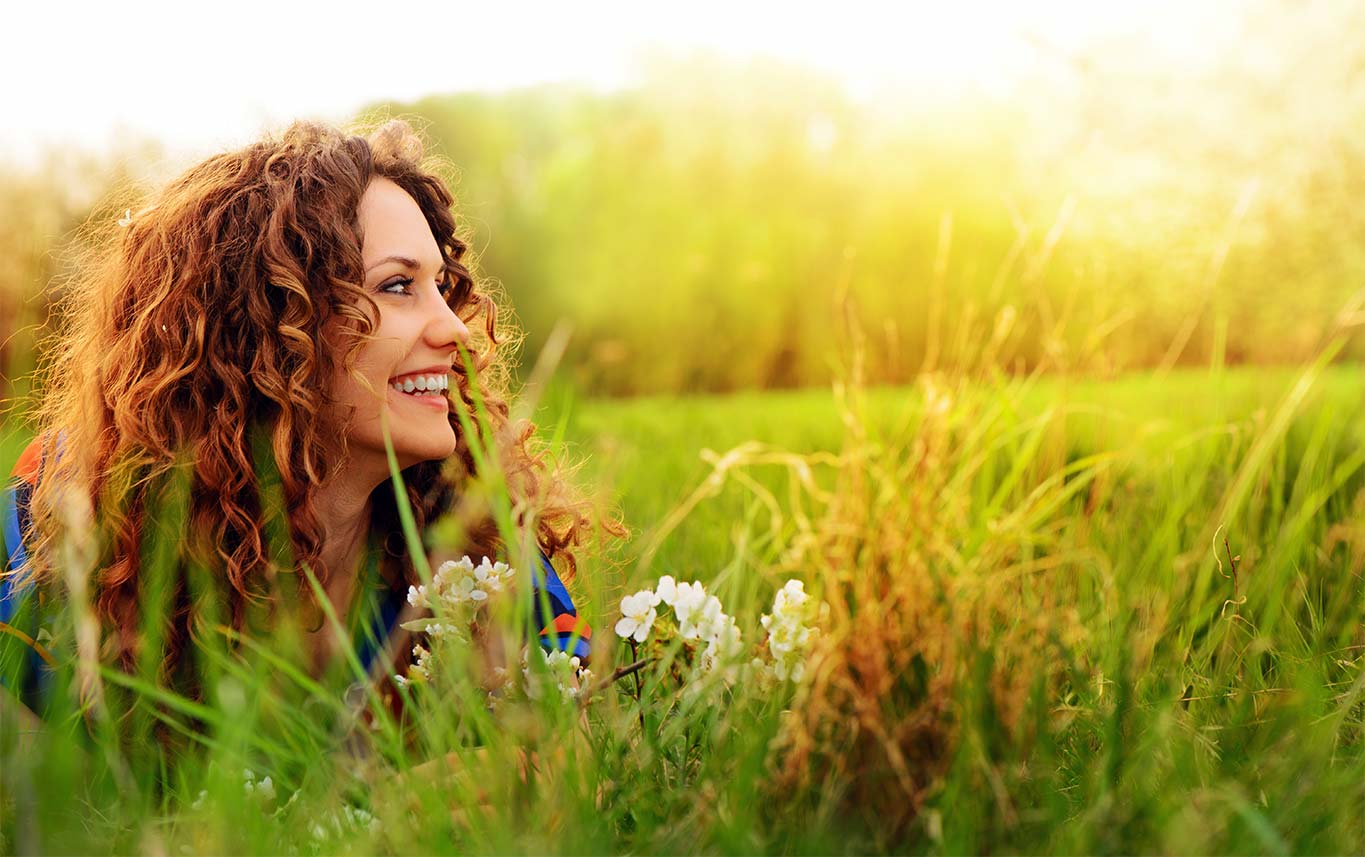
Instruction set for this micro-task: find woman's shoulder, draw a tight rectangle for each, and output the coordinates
[9,436,44,486]
[3,436,45,599]
[4,433,65,545]
[2,436,50,712]
[532,553,591,659]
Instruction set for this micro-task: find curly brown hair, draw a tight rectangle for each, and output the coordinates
[23,119,599,676]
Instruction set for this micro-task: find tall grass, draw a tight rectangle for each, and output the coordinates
[2,321,1362,852]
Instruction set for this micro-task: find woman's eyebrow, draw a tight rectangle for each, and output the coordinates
[364,254,448,275]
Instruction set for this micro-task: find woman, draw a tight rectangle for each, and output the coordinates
[0,119,598,717]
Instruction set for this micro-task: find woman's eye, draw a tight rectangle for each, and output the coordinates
[380,277,413,295]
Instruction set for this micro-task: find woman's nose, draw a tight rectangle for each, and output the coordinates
[426,291,472,351]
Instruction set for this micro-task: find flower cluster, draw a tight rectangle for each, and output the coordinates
[242,768,277,803]
[757,580,823,682]
[523,649,594,702]
[407,556,516,616]
[395,556,592,705]
[614,576,824,688]
[309,804,381,841]
[396,644,435,686]
[190,767,277,811]
[396,556,516,686]
[615,575,743,677]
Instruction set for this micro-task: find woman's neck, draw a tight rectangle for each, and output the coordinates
[310,465,381,604]
[301,464,384,676]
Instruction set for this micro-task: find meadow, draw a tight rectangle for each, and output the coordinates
[2,15,1364,852]
[2,358,1362,854]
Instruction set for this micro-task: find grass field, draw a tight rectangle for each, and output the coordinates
[2,363,1363,854]
[550,365,1365,584]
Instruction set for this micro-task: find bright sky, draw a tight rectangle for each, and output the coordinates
[3,0,1236,166]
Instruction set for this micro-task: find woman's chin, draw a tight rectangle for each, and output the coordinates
[394,431,458,469]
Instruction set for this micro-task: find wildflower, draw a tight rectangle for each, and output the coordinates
[425,622,462,639]
[646,575,743,678]
[670,581,709,635]
[655,574,678,606]
[242,769,275,802]
[706,613,743,659]
[311,805,380,841]
[679,590,724,641]
[614,589,660,642]
[749,657,779,691]
[402,556,519,651]
[701,613,744,682]
[406,583,427,608]
[760,579,822,683]
[524,648,592,700]
[405,644,433,683]
[473,557,514,594]
[456,574,489,602]
[653,576,739,651]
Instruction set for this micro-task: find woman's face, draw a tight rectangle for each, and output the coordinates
[330,176,471,475]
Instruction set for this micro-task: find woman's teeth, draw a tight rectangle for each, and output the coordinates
[390,373,450,396]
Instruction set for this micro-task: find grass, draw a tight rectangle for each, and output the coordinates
[546,365,1365,581]
[1,362,1363,854]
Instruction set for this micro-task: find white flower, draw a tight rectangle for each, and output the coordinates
[760,579,823,683]
[655,574,678,606]
[423,556,517,609]
[574,666,594,695]
[614,589,660,642]
[406,583,428,608]
[399,556,521,681]
[311,805,380,841]
[773,656,806,682]
[701,613,744,681]
[749,657,778,690]
[456,575,488,602]
[226,769,278,806]
[679,592,724,641]
[670,581,708,633]
[524,649,592,700]
[774,579,809,612]
[473,557,514,594]
[243,773,275,802]
[406,644,433,683]
[707,613,743,659]
[425,622,462,639]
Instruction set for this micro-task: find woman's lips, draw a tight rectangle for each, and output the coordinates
[388,385,450,412]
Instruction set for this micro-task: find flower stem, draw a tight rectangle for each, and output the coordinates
[627,639,646,735]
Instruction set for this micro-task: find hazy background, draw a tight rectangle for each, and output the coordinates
[3,0,1362,397]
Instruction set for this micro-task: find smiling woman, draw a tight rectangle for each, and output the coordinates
[0,119,607,719]
[339,177,470,472]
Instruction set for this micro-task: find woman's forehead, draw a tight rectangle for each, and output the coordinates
[357,178,440,267]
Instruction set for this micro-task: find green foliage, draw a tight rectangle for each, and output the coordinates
[5,52,1364,398]
[1,24,1363,851]
[1,364,1361,854]
[363,55,1365,394]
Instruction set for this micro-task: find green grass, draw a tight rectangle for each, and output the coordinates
[547,365,1365,582]
[2,364,1363,854]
